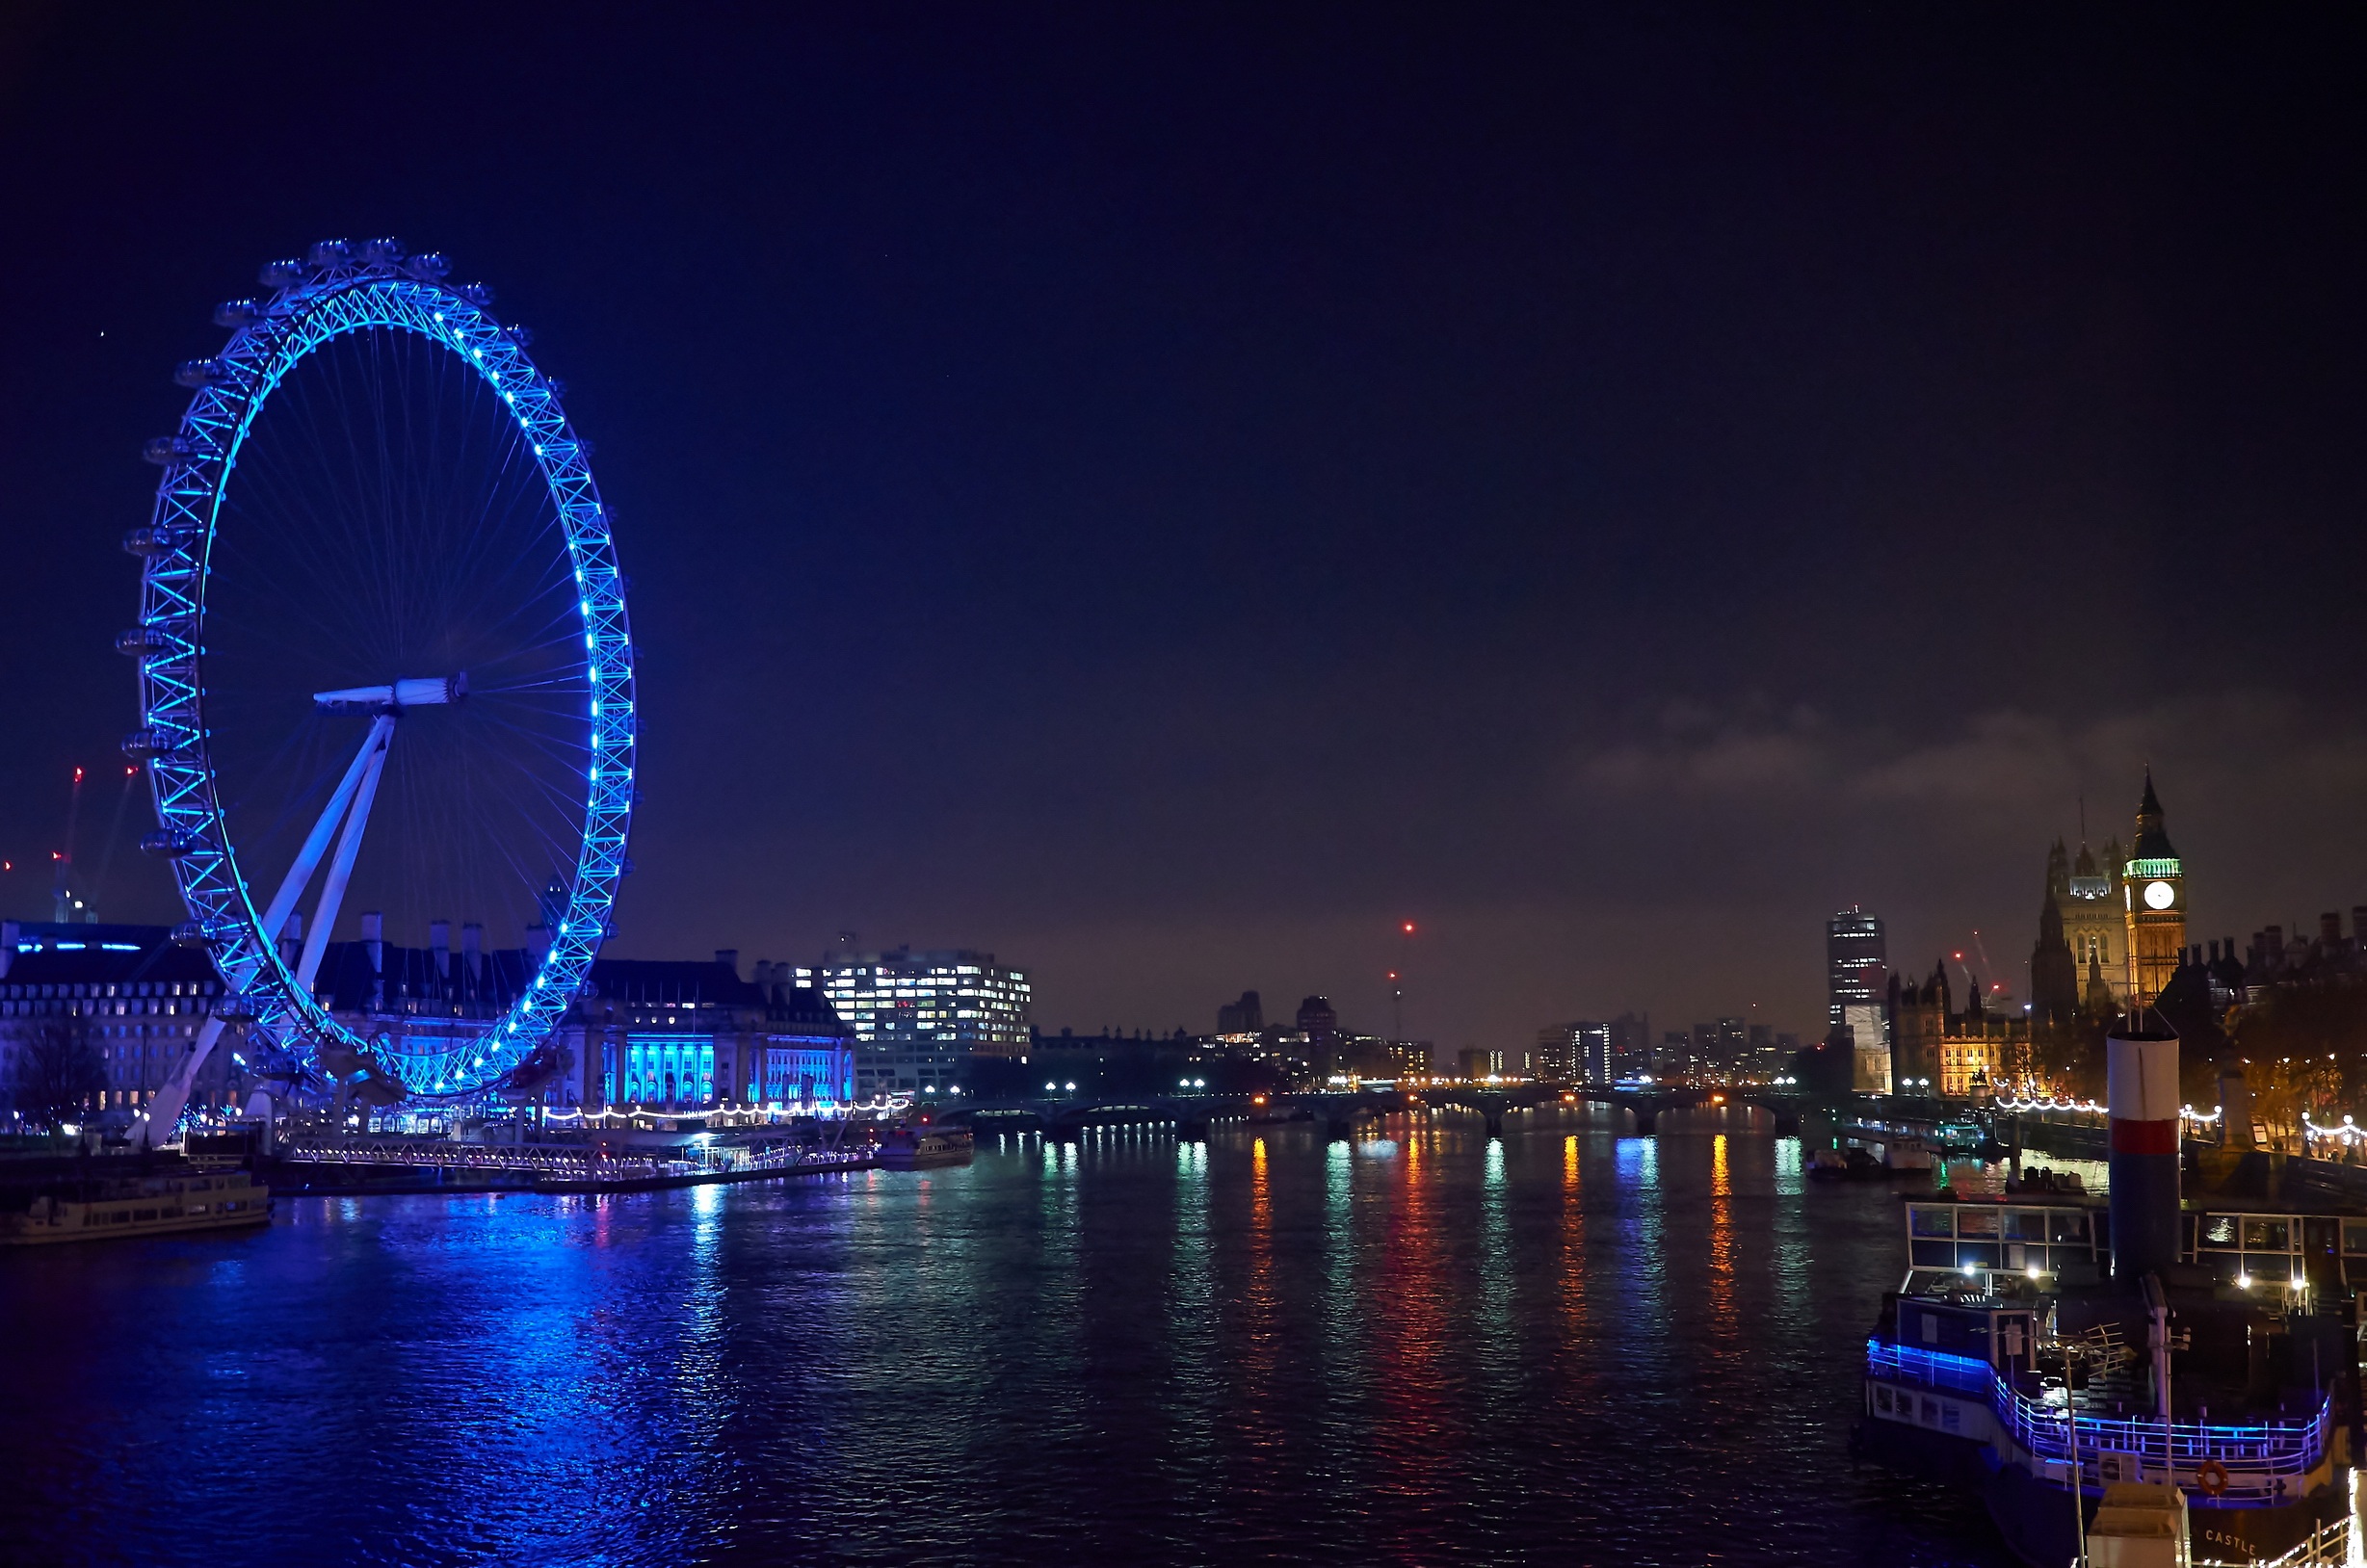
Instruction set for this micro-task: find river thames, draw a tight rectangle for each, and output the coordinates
[0,1109,2013,1565]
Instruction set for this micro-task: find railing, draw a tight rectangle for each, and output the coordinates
[2196,1514,2353,1567]
[276,1137,871,1182]
[1867,1339,2331,1499]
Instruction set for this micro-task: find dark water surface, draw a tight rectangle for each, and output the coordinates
[0,1110,2013,1566]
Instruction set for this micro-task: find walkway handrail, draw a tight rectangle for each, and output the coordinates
[1867,1339,2330,1491]
[276,1136,871,1179]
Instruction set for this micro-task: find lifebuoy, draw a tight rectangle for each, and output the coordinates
[2196,1459,2230,1497]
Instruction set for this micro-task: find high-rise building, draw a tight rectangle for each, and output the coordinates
[1576,1021,1612,1083]
[1217,990,1263,1032]
[1827,908,1887,1032]
[1607,1012,1650,1077]
[1296,996,1339,1051]
[2123,771,2185,1008]
[1745,1023,1776,1080]
[809,948,1032,1099]
[1534,1021,1614,1083]
[1714,1017,1746,1075]
[1828,907,1890,1092]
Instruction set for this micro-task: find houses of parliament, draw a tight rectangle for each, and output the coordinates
[2030,770,2188,1021]
[1892,771,2201,1096]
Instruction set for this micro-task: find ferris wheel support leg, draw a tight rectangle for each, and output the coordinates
[133,1015,227,1151]
[295,721,391,995]
[260,716,395,945]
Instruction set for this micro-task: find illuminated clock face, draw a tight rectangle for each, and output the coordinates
[2143,879,2176,910]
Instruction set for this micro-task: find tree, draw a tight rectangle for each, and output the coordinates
[8,1016,105,1134]
[2223,980,2367,1151]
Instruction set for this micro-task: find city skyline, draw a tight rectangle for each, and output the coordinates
[4,11,2366,1048]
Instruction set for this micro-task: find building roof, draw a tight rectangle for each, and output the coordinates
[2133,770,2178,860]
[585,958,767,1008]
[0,926,220,989]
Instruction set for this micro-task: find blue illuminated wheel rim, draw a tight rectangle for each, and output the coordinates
[130,241,634,1100]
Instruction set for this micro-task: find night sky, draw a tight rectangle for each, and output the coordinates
[1,7,2362,1050]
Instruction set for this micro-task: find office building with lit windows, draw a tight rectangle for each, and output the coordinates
[1827,906,1892,1091]
[805,948,1032,1099]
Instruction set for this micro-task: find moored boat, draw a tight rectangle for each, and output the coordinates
[877,1125,974,1170]
[1857,1024,2358,1564]
[0,1169,273,1245]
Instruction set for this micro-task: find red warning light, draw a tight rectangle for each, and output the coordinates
[72,767,84,783]
[1401,921,1416,934]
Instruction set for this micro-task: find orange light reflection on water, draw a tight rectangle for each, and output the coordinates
[1707,1133,1735,1342]
[1561,1134,1586,1341]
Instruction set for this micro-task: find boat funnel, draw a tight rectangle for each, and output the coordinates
[2107,1020,2181,1286]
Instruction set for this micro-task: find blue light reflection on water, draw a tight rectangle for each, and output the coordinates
[0,1108,2007,1566]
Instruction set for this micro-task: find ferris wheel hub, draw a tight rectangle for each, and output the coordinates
[311,672,467,713]
[130,252,634,1144]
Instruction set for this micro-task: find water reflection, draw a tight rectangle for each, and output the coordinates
[1708,1132,1736,1343]
[0,1119,2012,1567]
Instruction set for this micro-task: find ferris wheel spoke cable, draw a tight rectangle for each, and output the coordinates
[130,244,636,1144]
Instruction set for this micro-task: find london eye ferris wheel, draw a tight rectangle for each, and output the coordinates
[123,239,636,1141]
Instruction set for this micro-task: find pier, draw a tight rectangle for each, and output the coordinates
[268,1134,874,1194]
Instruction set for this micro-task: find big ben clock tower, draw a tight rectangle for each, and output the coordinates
[2123,770,2184,1007]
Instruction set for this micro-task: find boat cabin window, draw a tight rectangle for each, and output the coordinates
[1956,1211,2001,1239]
[2242,1218,2291,1252]
[2049,1213,2089,1244]
[2343,1222,2367,1256]
[2007,1211,2048,1241]
[1909,1207,1955,1238]
[2202,1215,2239,1248]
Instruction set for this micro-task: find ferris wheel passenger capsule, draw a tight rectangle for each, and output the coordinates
[169,922,216,949]
[120,727,178,761]
[140,828,197,858]
[121,526,190,557]
[501,324,534,347]
[142,435,194,465]
[116,626,171,656]
[306,239,352,269]
[172,358,233,389]
[257,258,305,287]
[212,299,261,328]
[402,251,449,280]
[457,282,494,307]
[357,237,405,265]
